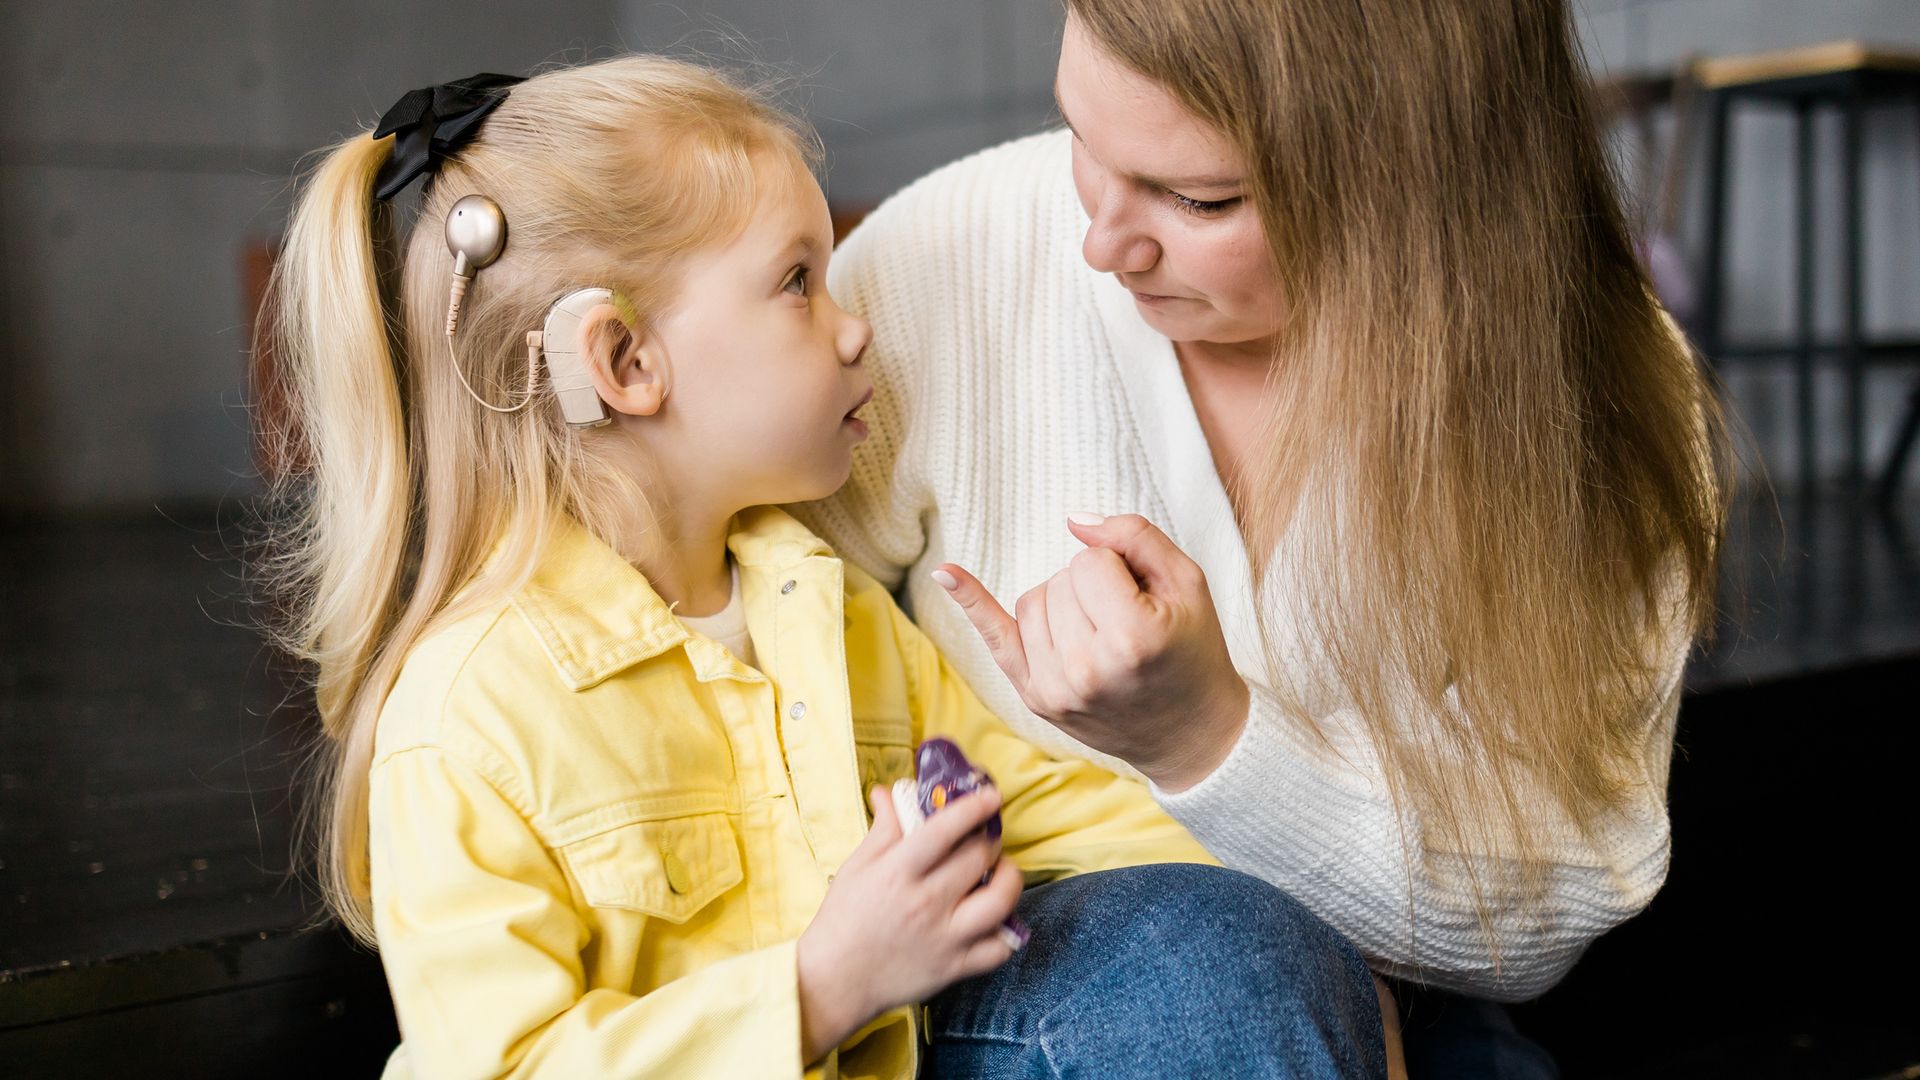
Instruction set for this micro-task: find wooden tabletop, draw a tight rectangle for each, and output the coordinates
[1694,40,1920,88]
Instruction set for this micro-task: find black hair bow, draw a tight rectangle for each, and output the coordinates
[372,72,525,200]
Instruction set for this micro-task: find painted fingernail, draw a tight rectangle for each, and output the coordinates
[1067,512,1105,527]
[930,568,958,591]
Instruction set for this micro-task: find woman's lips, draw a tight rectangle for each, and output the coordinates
[1129,290,1192,307]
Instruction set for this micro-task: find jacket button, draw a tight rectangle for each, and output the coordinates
[780,579,796,595]
[662,848,691,895]
[788,701,807,720]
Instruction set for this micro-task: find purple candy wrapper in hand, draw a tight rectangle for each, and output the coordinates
[889,737,1031,951]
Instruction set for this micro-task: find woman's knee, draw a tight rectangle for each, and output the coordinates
[1017,864,1387,1076]
[928,865,1387,1076]
[1014,864,1375,1018]
[1039,864,1367,972]
[1132,867,1367,988]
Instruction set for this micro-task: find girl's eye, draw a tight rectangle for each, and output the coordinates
[783,266,810,296]
[1171,192,1240,216]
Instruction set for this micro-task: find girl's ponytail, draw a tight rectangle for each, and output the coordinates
[262,132,414,941]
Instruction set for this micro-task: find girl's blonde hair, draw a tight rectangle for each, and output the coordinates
[257,56,815,944]
[1065,0,1730,950]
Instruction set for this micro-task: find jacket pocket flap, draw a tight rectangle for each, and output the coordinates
[561,813,743,923]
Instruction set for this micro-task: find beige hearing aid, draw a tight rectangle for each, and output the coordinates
[531,288,637,429]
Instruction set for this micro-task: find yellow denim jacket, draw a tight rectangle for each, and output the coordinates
[368,506,1216,1080]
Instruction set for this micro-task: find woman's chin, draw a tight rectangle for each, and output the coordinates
[1131,299,1210,340]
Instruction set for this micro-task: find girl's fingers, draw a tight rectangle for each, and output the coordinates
[848,785,901,867]
[894,786,1003,875]
[949,855,1023,939]
[957,931,1020,980]
[870,785,900,835]
[934,563,1031,688]
[926,832,1002,899]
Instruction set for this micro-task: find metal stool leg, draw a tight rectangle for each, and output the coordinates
[1795,95,1817,496]
[1879,377,1920,503]
[1841,91,1867,497]
[1695,88,1733,357]
[1877,93,1920,503]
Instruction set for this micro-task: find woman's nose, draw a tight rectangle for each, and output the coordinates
[1081,194,1158,276]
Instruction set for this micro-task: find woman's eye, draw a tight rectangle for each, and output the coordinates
[1171,192,1240,216]
[783,267,810,296]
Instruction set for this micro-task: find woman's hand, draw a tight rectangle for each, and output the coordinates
[796,785,1022,1064]
[935,513,1250,792]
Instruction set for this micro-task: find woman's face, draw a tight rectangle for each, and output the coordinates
[1056,14,1284,350]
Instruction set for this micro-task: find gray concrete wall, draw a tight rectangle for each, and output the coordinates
[0,0,1065,514]
[3,1,1917,513]
[0,0,632,513]
[614,0,1061,209]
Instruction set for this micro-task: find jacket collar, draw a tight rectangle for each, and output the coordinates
[511,505,833,691]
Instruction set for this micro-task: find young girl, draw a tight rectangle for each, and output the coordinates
[261,57,1215,1079]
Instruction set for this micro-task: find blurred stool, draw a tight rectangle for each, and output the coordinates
[1595,61,1701,325]
[1690,41,1920,502]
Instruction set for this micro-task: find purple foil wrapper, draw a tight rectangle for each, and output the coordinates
[914,738,1001,840]
[898,738,1030,950]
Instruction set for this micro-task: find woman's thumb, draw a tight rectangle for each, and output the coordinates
[1065,512,1189,594]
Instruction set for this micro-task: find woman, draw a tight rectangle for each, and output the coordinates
[794,0,1728,1075]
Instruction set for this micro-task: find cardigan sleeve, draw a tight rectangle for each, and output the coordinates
[1149,597,1691,1002]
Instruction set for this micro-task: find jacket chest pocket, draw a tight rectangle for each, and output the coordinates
[559,812,744,923]
[852,715,915,806]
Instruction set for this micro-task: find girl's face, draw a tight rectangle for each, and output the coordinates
[1056,15,1284,350]
[644,151,873,510]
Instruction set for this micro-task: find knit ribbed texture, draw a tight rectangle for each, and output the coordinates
[791,129,1684,1001]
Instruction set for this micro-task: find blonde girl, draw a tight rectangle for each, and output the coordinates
[261,56,1388,1080]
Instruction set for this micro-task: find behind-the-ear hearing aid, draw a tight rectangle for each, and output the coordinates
[527,288,639,429]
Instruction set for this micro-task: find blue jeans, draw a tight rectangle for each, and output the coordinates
[922,863,1388,1078]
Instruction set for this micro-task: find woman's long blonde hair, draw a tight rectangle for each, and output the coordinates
[1066,0,1730,942]
[256,57,813,944]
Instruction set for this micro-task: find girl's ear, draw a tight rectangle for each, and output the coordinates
[577,303,669,417]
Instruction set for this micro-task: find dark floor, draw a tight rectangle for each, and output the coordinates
[1695,490,1920,691]
[1,490,1917,1078]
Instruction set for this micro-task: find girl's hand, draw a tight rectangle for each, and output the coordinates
[935,513,1250,792]
[796,785,1022,1063]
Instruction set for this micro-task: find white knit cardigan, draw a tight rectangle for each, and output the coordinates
[792,129,1685,1001]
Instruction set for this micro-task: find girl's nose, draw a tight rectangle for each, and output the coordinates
[839,310,873,365]
[1081,192,1158,276]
